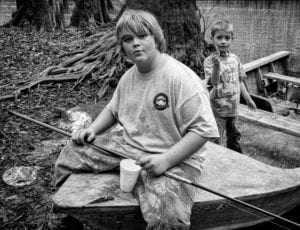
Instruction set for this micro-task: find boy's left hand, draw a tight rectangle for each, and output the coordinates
[247,99,257,111]
[136,154,170,176]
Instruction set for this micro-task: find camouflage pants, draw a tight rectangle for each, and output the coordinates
[55,131,202,230]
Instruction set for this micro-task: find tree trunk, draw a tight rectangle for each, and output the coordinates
[4,0,67,31]
[70,0,113,27]
[124,0,206,78]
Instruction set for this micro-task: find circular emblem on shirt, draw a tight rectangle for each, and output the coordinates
[153,93,169,110]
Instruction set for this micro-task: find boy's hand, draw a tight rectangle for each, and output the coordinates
[72,128,96,145]
[246,99,257,111]
[136,154,170,176]
[211,54,220,67]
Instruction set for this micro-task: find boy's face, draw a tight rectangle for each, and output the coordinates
[120,29,158,68]
[211,30,233,54]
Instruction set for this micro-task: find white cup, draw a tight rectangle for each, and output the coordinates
[120,159,141,192]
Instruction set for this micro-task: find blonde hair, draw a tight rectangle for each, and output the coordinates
[116,9,166,53]
[211,20,234,38]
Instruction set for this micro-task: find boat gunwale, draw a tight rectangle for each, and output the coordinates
[243,51,291,73]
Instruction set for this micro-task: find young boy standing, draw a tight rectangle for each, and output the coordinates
[51,9,219,230]
[204,20,256,153]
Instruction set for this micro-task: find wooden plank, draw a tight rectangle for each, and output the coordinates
[243,51,291,73]
[238,104,300,137]
[269,62,275,72]
[263,72,300,85]
[256,67,268,95]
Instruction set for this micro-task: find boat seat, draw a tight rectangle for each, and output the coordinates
[238,104,300,137]
[263,72,300,86]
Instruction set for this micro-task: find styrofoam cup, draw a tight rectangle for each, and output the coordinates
[120,159,141,192]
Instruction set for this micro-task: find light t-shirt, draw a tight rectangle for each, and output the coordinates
[107,54,219,170]
[204,53,246,117]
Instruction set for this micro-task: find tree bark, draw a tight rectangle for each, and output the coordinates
[70,0,113,27]
[4,0,67,31]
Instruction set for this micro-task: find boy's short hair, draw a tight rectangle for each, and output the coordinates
[211,20,234,38]
[116,9,166,53]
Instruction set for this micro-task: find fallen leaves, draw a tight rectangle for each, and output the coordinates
[0,25,100,229]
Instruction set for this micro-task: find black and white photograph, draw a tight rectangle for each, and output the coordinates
[0,0,299,229]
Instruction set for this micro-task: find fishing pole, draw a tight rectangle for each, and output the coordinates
[7,110,128,159]
[8,110,300,229]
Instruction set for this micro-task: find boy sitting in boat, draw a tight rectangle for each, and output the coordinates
[49,9,219,230]
[204,20,256,153]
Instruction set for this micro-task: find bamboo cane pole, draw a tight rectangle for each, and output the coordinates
[8,109,300,229]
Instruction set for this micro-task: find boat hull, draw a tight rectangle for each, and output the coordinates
[190,186,299,229]
[60,181,299,230]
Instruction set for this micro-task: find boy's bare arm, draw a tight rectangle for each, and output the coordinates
[240,81,256,110]
[89,107,117,134]
[164,131,207,167]
[72,107,117,144]
[136,132,208,175]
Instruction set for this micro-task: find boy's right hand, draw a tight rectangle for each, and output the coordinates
[72,128,96,145]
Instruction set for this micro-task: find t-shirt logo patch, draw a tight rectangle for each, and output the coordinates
[153,93,169,110]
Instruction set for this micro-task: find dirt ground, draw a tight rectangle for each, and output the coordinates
[0,26,107,229]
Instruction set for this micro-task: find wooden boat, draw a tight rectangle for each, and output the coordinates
[52,141,300,230]
[240,50,300,136]
[238,50,300,169]
[52,51,300,230]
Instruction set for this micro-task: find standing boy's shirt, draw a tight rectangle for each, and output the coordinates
[204,52,246,117]
[107,54,219,170]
